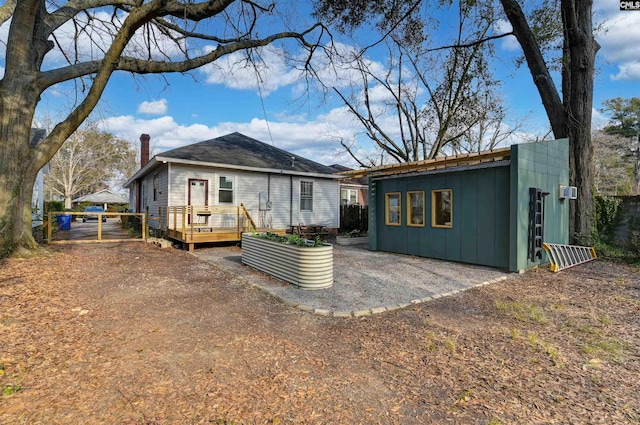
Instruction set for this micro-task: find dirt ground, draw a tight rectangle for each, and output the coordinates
[1,242,639,424]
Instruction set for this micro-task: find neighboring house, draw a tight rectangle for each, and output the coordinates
[123,132,340,239]
[342,138,571,272]
[329,164,369,206]
[30,129,48,228]
[72,189,129,211]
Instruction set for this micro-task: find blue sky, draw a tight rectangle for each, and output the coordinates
[2,0,640,168]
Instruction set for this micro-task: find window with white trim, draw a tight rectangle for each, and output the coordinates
[218,176,234,204]
[341,188,358,205]
[300,181,313,211]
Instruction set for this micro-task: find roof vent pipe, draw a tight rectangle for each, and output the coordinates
[291,156,296,168]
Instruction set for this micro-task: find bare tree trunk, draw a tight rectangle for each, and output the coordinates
[501,0,598,244]
[562,0,599,243]
[0,88,42,256]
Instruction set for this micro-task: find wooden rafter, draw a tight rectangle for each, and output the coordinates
[336,147,512,179]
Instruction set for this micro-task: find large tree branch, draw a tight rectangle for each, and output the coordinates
[0,0,17,27]
[500,0,566,138]
[38,27,320,87]
[46,0,137,33]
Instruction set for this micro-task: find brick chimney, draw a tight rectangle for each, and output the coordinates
[140,134,150,167]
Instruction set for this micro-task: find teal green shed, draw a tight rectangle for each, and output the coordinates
[346,139,570,272]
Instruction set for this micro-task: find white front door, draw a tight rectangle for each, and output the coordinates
[189,179,208,206]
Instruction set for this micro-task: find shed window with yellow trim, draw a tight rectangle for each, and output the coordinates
[432,189,453,228]
[407,191,425,226]
[385,192,401,225]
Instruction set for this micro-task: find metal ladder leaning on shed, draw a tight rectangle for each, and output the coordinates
[542,243,597,272]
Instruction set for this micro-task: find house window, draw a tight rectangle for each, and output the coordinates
[300,181,313,211]
[432,189,453,228]
[407,191,425,227]
[141,184,147,211]
[153,173,159,202]
[341,189,358,205]
[385,192,401,225]
[218,176,234,204]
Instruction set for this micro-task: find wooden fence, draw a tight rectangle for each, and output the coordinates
[340,204,368,233]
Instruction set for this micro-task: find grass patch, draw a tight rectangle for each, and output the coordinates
[495,300,548,324]
[444,338,457,355]
[3,385,21,396]
[424,332,436,352]
[516,332,564,367]
[583,339,625,357]
[456,389,472,403]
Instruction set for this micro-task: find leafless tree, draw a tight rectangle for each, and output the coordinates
[333,2,508,167]
[45,123,137,208]
[315,0,600,243]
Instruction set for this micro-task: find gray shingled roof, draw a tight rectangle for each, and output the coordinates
[73,189,128,204]
[159,132,337,175]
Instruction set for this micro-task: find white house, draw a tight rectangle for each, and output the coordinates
[123,132,340,245]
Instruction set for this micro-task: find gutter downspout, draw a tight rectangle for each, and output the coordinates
[289,174,293,227]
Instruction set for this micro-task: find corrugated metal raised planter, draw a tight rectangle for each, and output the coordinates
[241,233,334,289]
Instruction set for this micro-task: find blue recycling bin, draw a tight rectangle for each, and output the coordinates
[56,214,71,231]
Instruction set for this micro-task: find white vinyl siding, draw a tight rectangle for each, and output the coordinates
[139,164,169,229]
[165,164,339,229]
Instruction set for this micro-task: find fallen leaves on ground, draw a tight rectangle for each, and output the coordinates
[1,243,639,424]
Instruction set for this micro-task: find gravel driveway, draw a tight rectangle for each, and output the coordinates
[193,242,511,317]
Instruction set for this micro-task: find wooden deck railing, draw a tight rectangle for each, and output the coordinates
[160,204,257,241]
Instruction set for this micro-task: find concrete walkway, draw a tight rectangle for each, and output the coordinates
[193,243,512,317]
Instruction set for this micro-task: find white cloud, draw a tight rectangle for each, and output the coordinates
[100,107,365,167]
[596,1,640,81]
[0,65,4,79]
[610,61,640,80]
[138,99,168,115]
[494,20,520,52]
[198,41,390,98]
[199,45,301,95]
[592,107,609,129]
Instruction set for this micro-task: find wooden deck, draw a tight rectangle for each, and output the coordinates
[165,227,286,251]
[158,205,286,251]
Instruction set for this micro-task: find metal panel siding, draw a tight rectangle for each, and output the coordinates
[376,178,404,253]
[476,169,496,266]
[510,139,570,272]
[444,174,462,262]
[459,174,478,264]
[428,175,447,259]
[368,178,378,251]
[493,167,511,268]
[375,165,511,269]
